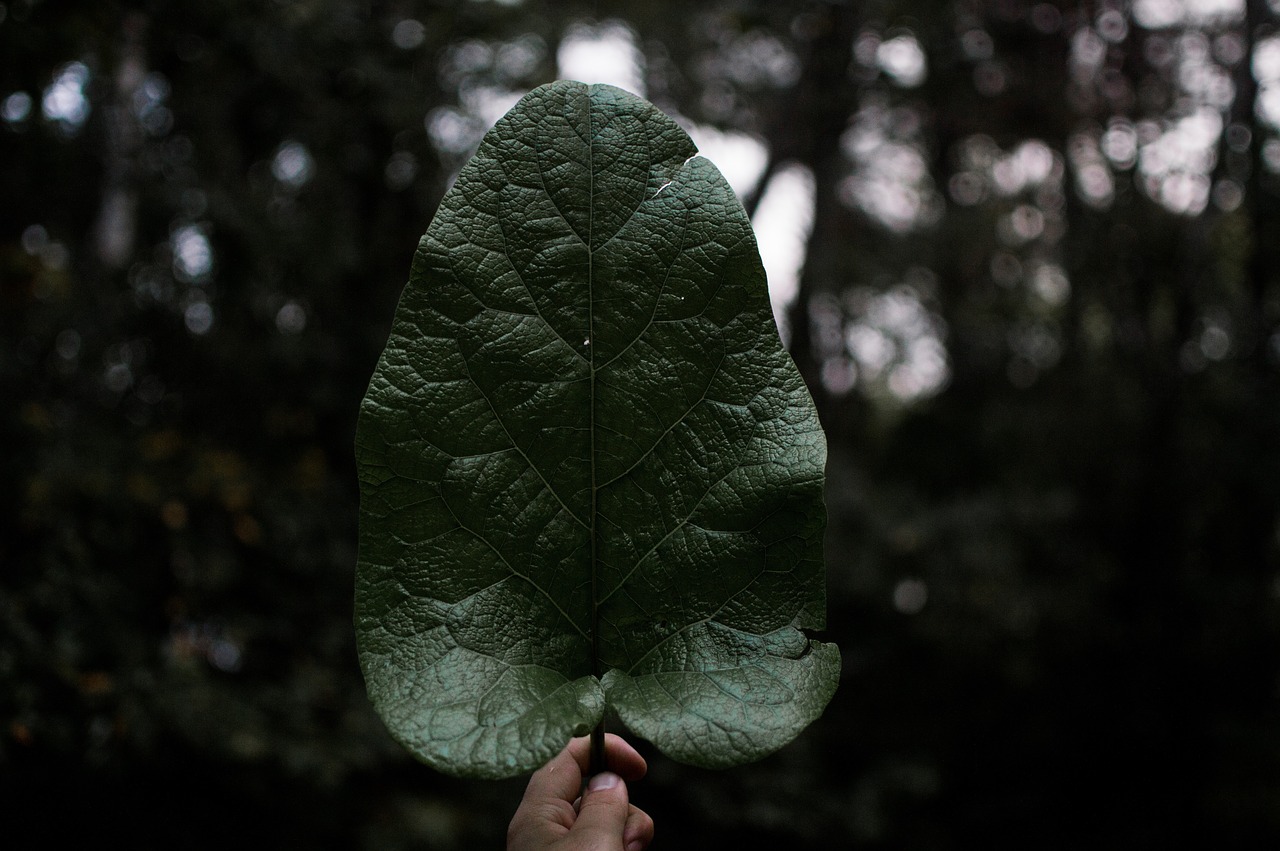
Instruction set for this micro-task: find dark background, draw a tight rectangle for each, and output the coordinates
[4,0,1280,847]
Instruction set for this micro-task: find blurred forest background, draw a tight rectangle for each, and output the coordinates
[4,0,1280,847]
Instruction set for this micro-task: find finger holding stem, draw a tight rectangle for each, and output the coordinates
[508,733,650,851]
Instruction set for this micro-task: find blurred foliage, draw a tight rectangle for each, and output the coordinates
[3,0,1280,847]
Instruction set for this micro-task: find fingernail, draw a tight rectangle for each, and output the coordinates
[587,771,620,792]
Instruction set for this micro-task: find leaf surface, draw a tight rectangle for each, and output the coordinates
[356,81,838,778]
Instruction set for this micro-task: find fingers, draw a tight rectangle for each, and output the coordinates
[602,734,648,782]
[519,733,646,809]
[563,733,648,783]
[525,740,589,807]
[623,802,655,851]
[509,743,586,846]
[509,735,652,851]
[569,771,630,848]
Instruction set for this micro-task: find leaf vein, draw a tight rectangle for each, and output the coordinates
[439,497,590,641]
[457,352,589,529]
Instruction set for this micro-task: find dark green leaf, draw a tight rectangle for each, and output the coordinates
[355,80,838,778]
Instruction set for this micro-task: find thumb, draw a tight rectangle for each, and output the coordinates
[570,772,629,848]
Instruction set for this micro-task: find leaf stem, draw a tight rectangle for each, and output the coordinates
[584,86,607,786]
[588,719,607,777]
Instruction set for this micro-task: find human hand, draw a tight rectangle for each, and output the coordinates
[507,734,655,851]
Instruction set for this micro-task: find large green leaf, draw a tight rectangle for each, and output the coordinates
[355,80,838,779]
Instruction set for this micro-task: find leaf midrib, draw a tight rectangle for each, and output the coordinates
[586,87,601,682]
